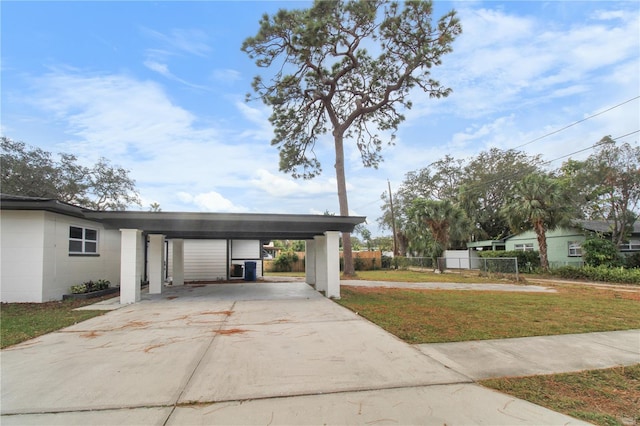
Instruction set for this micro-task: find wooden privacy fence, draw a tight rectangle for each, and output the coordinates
[264,250,383,272]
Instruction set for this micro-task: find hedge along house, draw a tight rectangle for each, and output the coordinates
[0,194,365,303]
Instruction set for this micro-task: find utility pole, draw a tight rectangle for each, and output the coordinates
[387,179,398,257]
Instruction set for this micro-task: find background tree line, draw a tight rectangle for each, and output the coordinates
[1,137,141,211]
[379,136,640,271]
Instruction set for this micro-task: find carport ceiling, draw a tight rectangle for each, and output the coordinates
[85,211,366,240]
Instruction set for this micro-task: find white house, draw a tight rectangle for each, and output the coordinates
[0,195,364,303]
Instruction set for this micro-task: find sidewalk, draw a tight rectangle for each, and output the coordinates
[418,329,640,380]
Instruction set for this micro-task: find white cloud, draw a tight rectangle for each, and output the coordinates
[590,10,626,21]
[32,71,200,158]
[143,60,170,77]
[140,27,211,57]
[235,101,273,141]
[411,4,640,120]
[212,69,241,84]
[249,169,339,198]
[177,190,248,212]
[194,191,249,212]
[450,115,516,149]
[24,70,285,209]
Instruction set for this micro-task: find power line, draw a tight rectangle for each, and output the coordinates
[511,96,639,150]
[459,131,640,194]
[356,98,640,218]
[541,130,639,166]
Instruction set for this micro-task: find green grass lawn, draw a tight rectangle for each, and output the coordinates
[0,296,113,349]
[481,365,640,426]
[337,285,640,343]
[347,269,521,284]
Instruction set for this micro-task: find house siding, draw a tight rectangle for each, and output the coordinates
[168,239,228,282]
[231,240,263,278]
[41,212,121,301]
[505,227,586,267]
[167,239,263,282]
[0,211,46,302]
[0,210,121,302]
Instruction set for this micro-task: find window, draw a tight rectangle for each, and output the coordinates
[619,240,640,252]
[69,226,98,254]
[568,241,582,257]
[514,243,534,252]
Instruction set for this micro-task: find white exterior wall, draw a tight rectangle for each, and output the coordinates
[1,211,121,302]
[230,240,263,278]
[444,249,479,269]
[41,212,121,301]
[167,239,263,281]
[168,240,227,281]
[0,211,46,302]
[231,240,260,258]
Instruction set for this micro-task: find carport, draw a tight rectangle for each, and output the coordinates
[86,211,365,304]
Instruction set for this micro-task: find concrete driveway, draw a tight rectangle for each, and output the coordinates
[0,282,601,425]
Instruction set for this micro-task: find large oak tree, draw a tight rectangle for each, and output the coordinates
[559,136,640,245]
[1,137,141,211]
[242,0,461,275]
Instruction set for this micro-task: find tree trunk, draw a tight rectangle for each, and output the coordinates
[534,220,549,272]
[334,132,355,276]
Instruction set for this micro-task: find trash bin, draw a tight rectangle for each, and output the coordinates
[244,261,257,281]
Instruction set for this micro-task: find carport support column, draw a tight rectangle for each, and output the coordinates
[172,239,184,286]
[120,229,143,304]
[324,231,341,299]
[305,239,316,286]
[314,232,340,298]
[148,234,165,294]
[314,235,327,294]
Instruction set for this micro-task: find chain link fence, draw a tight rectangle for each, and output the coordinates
[391,257,435,270]
[389,256,520,280]
[438,256,520,281]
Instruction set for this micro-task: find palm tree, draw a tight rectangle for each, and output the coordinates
[409,198,470,269]
[502,173,572,272]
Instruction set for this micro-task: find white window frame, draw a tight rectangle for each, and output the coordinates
[619,240,640,252]
[69,226,99,255]
[568,241,582,257]
[514,243,534,252]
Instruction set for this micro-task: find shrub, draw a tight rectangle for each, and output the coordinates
[551,265,640,284]
[478,250,540,272]
[354,257,365,271]
[623,252,640,269]
[582,237,621,268]
[273,251,299,272]
[70,279,110,294]
[381,255,392,269]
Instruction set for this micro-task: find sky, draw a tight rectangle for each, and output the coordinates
[2,1,639,237]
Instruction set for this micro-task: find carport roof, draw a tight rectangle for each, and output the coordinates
[86,211,365,240]
[1,194,366,240]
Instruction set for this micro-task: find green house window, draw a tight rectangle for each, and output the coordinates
[568,241,582,257]
[619,240,640,251]
[514,243,534,252]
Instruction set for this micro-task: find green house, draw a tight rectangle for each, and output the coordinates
[504,220,640,268]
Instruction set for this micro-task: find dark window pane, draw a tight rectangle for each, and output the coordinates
[69,226,83,239]
[85,229,97,241]
[69,240,83,252]
[84,242,97,253]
